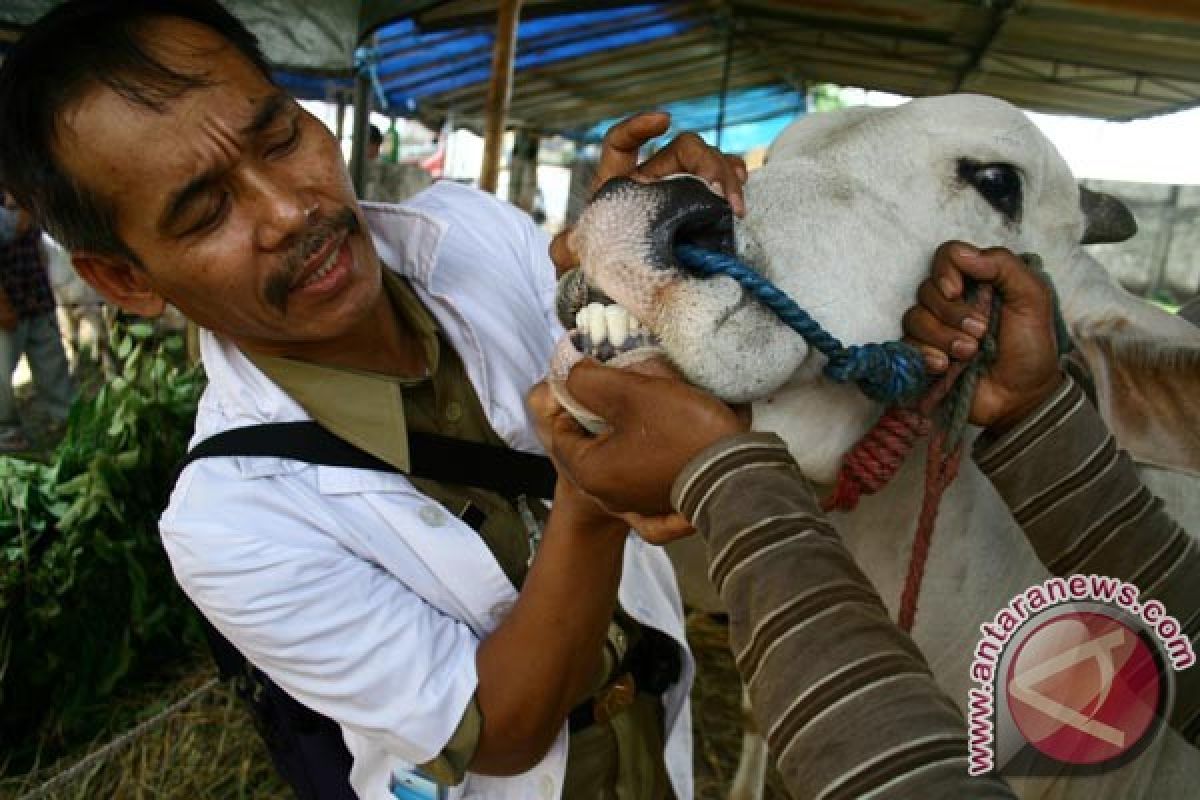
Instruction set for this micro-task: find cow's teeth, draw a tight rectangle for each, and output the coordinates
[586,303,608,344]
[605,305,629,348]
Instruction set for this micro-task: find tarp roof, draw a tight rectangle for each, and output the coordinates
[4,1,1200,136]
[381,0,1200,132]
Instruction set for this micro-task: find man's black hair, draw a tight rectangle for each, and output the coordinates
[0,0,274,263]
[369,124,383,147]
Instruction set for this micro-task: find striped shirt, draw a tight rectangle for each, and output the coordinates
[974,375,1200,742]
[670,374,1196,798]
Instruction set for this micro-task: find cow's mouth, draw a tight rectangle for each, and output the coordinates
[558,175,737,364]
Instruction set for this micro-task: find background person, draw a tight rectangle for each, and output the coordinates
[0,192,74,452]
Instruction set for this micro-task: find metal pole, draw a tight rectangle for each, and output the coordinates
[715,22,735,150]
[334,90,347,145]
[350,67,371,197]
[480,0,523,193]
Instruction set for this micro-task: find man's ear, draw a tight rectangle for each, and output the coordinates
[71,251,166,317]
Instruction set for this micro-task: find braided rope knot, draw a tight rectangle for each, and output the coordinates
[825,341,926,404]
[674,245,926,404]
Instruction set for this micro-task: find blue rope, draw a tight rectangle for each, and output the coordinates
[674,245,926,403]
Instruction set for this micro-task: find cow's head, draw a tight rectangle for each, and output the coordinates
[566,94,1199,481]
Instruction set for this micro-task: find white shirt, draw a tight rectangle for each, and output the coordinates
[161,182,695,800]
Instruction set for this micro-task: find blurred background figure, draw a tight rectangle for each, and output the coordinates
[42,232,114,375]
[0,191,74,452]
[367,123,383,161]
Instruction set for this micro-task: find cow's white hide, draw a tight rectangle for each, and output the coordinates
[574,93,1200,799]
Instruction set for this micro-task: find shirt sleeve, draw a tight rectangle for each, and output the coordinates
[973,374,1200,741]
[671,432,1015,800]
[161,460,483,771]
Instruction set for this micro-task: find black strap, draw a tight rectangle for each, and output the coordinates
[177,420,556,499]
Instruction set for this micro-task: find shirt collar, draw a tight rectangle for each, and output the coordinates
[361,200,447,290]
[247,271,440,473]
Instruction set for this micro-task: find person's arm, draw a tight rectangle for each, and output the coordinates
[533,360,1016,798]
[904,242,1200,741]
[673,431,1015,798]
[471,481,629,774]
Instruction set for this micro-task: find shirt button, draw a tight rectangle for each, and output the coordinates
[538,773,555,799]
[443,401,463,422]
[419,505,446,527]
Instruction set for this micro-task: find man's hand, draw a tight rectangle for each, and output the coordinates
[550,111,748,272]
[902,242,1064,431]
[529,357,747,520]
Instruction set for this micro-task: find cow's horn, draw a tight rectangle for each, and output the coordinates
[1080,186,1137,244]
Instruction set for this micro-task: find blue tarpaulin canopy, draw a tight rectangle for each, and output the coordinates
[264,4,806,153]
[5,0,1200,145]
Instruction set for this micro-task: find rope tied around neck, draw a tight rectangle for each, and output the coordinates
[672,245,1058,634]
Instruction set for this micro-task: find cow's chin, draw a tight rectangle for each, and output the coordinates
[651,273,808,403]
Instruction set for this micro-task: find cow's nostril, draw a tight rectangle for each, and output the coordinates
[671,210,735,264]
[643,176,736,271]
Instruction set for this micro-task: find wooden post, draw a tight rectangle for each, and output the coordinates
[480,0,523,194]
[350,69,371,198]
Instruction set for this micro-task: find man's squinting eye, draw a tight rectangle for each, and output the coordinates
[184,191,231,236]
[266,118,301,159]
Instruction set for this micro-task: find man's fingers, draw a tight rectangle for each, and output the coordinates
[634,132,746,216]
[548,406,600,475]
[593,111,672,191]
[549,228,577,275]
[563,359,648,423]
[978,247,1054,317]
[902,305,976,364]
[623,511,694,545]
[916,279,988,340]
[931,240,1006,297]
[526,381,560,420]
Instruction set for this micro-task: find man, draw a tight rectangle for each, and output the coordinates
[536,243,1198,798]
[0,1,746,798]
[0,193,74,452]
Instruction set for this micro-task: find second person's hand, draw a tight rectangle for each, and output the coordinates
[902,241,1065,431]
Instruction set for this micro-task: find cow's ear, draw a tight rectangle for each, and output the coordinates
[1074,331,1200,476]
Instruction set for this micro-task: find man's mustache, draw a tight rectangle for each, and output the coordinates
[264,206,361,314]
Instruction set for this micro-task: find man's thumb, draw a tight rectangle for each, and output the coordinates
[565,359,640,423]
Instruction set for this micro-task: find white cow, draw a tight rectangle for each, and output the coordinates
[567,94,1200,799]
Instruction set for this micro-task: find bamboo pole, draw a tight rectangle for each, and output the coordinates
[480,0,523,194]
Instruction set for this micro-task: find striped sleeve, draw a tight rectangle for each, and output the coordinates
[672,433,1014,799]
[974,374,1200,742]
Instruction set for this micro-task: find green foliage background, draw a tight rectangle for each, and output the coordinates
[0,322,205,763]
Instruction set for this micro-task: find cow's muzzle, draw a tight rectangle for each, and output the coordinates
[593,175,736,272]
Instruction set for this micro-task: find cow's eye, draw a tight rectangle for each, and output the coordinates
[958,159,1022,221]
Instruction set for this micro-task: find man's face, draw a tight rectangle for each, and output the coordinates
[58,18,381,354]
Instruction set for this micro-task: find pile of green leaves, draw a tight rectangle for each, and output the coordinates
[0,321,206,760]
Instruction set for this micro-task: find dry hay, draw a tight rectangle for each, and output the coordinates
[687,611,789,800]
[3,613,786,799]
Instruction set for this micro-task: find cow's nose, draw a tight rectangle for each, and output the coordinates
[593,175,735,271]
